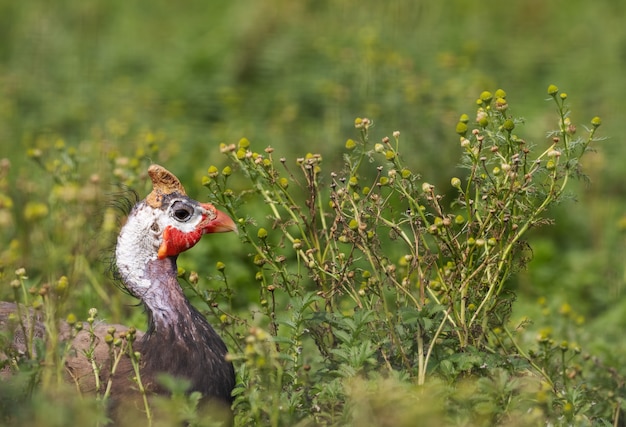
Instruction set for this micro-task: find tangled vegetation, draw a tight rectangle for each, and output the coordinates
[3,86,620,426]
[201,86,617,426]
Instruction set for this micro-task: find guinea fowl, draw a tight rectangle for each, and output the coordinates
[1,164,237,418]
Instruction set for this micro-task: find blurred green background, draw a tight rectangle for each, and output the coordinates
[0,0,624,355]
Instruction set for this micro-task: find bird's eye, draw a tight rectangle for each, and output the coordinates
[174,209,191,220]
[170,200,194,222]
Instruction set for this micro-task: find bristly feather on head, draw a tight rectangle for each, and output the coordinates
[105,186,140,294]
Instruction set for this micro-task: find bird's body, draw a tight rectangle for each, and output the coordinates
[1,165,237,420]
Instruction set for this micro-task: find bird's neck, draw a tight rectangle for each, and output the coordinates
[138,257,235,402]
[141,256,195,332]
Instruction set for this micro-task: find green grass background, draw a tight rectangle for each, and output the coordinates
[1,0,625,387]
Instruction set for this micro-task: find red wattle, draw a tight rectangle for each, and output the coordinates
[157,225,202,259]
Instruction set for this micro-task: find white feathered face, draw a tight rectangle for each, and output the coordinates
[115,164,237,296]
[115,187,236,295]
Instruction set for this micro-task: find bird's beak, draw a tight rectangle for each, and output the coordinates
[200,204,238,234]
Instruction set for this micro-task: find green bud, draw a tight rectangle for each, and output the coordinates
[494,89,506,99]
[66,313,77,326]
[292,239,302,250]
[345,139,356,150]
[207,166,219,178]
[222,166,232,176]
[591,116,602,127]
[216,261,226,271]
[450,177,461,188]
[55,276,68,294]
[459,114,469,123]
[547,84,558,96]
[479,91,493,103]
[502,119,515,132]
[455,122,468,136]
[257,228,268,239]
[238,138,250,149]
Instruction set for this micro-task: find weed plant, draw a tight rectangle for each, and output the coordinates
[202,86,617,426]
[1,87,621,426]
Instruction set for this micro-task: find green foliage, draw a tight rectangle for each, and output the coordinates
[2,86,623,426]
[186,87,619,425]
[1,1,625,425]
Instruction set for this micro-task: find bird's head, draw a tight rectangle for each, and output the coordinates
[144,164,237,259]
[115,165,236,296]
